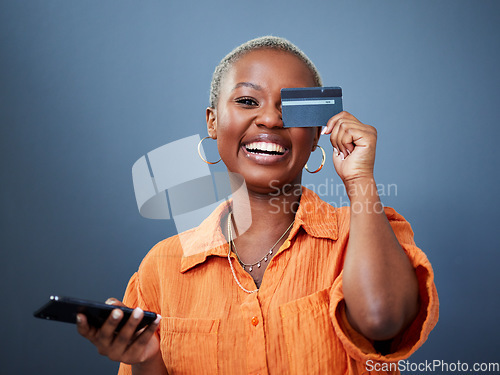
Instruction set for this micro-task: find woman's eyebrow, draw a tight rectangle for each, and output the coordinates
[232,82,263,92]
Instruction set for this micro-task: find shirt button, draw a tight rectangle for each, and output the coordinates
[251,316,259,326]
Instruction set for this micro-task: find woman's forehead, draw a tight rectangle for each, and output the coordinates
[223,49,316,90]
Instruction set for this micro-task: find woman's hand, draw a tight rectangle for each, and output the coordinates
[76,298,162,366]
[322,111,377,187]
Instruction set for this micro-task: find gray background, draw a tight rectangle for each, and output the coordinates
[1,0,499,374]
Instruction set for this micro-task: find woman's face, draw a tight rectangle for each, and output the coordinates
[207,49,321,194]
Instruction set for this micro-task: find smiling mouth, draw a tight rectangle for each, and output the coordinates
[244,141,286,156]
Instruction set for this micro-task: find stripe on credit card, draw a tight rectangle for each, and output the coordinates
[282,99,336,106]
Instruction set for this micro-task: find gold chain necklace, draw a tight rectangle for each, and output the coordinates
[228,211,294,272]
[226,211,294,293]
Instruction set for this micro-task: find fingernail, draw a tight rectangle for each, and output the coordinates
[333,147,339,156]
[112,309,122,320]
[76,315,82,324]
[105,298,116,305]
[340,152,345,160]
[132,307,143,319]
[154,314,162,324]
[321,127,327,135]
[346,149,351,155]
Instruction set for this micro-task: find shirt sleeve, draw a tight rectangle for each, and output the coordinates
[117,273,139,375]
[329,207,439,365]
[117,245,163,375]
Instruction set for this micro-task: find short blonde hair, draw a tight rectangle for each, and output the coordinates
[209,36,323,108]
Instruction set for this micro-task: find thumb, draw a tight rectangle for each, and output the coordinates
[105,297,126,307]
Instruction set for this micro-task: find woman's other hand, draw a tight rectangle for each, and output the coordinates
[76,298,162,367]
[322,111,377,188]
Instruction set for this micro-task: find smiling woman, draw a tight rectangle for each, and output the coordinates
[76,36,439,375]
[207,48,321,195]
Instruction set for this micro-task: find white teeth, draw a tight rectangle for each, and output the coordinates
[245,142,285,153]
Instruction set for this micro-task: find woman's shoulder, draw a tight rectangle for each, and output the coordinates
[136,229,192,273]
[143,227,199,259]
[135,200,229,277]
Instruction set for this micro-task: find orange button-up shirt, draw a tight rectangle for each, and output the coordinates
[118,187,438,375]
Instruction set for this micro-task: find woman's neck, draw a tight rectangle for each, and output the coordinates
[229,179,302,243]
[224,179,302,288]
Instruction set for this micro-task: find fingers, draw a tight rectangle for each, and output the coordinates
[105,308,144,358]
[96,308,125,351]
[128,314,162,349]
[76,313,95,338]
[76,300,162,365]
[330,119,356,158]
[322,111,376,159]
[107,308,162,363]
[321,111,359,135]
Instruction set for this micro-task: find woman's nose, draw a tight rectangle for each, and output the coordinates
[256,105,283,128]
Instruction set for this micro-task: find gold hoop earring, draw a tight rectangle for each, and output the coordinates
[198,136,221,164]
[304,145,325,173]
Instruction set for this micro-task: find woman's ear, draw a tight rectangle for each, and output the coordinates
[312,126,322,151]
[206,107,217,139]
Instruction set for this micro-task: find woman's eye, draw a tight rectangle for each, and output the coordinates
[236,97,258,106]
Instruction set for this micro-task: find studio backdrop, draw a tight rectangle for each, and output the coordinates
[1,1,499,374]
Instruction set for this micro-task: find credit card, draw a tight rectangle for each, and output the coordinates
[281,87,343,127]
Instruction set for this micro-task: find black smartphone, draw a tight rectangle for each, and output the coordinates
[33,296,157,332]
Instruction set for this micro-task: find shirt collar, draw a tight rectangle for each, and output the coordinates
[179,199,231,273]
[290,186,339,241]
[179,187,338,273]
